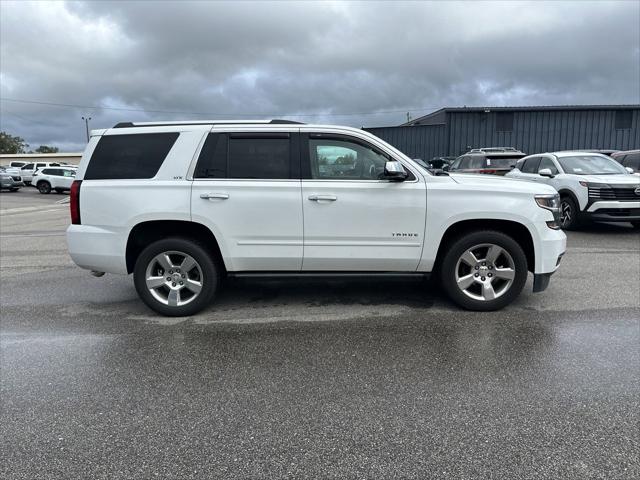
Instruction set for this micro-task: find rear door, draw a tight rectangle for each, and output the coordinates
[190,130,303,271]
[300,132,426,271]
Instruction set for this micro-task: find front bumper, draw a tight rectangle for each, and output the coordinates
[584,201,640,222]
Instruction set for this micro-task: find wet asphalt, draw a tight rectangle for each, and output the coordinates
[1,188,639,479]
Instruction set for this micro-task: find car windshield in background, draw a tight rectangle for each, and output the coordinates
[558,155,628,175]
[486,155,524,168]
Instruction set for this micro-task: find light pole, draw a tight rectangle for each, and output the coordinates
[81,116,92,142]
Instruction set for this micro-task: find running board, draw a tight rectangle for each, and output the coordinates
[227,271,430,279]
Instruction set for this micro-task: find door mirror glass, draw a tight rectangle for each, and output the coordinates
[384,161,408,181]
[539,168,554,178]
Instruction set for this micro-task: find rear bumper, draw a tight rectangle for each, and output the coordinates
[66,225,128,275]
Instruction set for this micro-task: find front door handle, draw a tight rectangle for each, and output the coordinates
[200,193,229,200]
[308,195,337,202]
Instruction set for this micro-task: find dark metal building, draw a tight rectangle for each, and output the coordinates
[364,105,640,160]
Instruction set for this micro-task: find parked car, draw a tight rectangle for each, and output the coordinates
[611,149,640,174]
[428,157,456,169]
[0,166,25,191]
[8,161,28,168]
[506,151,640,229]
[570,149,619,157]
[18,161,62,185]
[448,148,527,175]
[33,166,77,194]
[67,120,566,316]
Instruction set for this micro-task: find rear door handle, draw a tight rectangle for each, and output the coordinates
[308,195,337,202]
[200,193,229,200]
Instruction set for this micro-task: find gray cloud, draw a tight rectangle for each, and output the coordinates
[1,0,638,151]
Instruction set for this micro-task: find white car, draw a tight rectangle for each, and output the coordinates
[33,166,77,194]
[506,151,640,229]
[18,161,65,185]
[66,120,566,316]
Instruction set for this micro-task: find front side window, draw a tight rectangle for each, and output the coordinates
[539,157,558,174]
[557,155,628,175]
[309,138,388,180]
[522,157,541,173]
[22,163,34,170]
[36,163,46,168]
[622,153,640,171]
[41,168,53,175]
[85,132,179,180]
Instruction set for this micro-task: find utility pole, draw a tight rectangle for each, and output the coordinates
[81,116,92,142]
[406,112,412,123]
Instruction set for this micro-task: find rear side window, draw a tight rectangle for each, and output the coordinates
[85,133,179,180]
[194,133,292,179]
[468,156,486,169]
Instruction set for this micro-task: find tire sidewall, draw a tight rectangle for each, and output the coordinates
[560,196,579,230]
[38,181,51,194]
[440,231,528,311]
[133,238,218,317]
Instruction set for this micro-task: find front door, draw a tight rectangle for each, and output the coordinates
[300,133,426,271]
[191,131,303,271]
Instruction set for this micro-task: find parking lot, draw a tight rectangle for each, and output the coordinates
[1,187,639,479]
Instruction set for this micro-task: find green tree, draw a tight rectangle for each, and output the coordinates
[34,145,59,153]
[0,131,28,154]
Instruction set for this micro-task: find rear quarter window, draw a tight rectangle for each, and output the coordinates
[84,132,179,180]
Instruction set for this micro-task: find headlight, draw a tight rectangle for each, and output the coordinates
[0,174,11,180]
[535,194,561,229]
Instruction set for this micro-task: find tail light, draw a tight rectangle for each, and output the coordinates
[70,180,82,224]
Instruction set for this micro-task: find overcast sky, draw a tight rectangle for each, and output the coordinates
[1,0,639,151]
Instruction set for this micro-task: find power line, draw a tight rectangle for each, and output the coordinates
[0,96,438,118]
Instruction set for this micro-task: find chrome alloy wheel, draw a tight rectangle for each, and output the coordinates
[145,251,203,307]
[454,243,516,301]
[560,200,573,228]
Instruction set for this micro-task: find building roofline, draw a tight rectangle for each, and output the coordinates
[401,104,640,126]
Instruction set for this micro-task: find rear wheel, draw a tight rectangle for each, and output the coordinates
[37,181,51,194]
[440,230,528,311]
[134,238,218,316]
[559,196,580,230]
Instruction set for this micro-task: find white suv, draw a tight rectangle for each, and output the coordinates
[506,151,640,229]
[66,120,566,316]
[33,166,77,194]
[18,161,63,185]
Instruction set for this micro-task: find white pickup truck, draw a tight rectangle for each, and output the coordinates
[66,120,566,316]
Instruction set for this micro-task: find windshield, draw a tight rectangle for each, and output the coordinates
[557,155,628,175]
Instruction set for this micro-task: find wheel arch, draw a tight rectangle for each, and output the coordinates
[125,220,227,274]
[433,219,535,273]
[557,188,580,208]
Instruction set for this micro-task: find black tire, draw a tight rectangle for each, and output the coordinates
[37,181,51,194]
[559,195,580,230]
[134,237,218,316]
[440,230,528,311]
[10,188,19,192]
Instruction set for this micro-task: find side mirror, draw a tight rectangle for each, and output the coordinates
[442,164,450,172]
[384,161,408,181]
[539,168,555,178]
[625,167,634,174]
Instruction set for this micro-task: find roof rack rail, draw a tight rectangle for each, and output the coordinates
[113,119,305,128]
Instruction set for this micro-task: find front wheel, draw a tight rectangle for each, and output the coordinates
[37,181,51,194]
[559,196,580,230]
[134,238,218,316]
[440,231,528,311]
